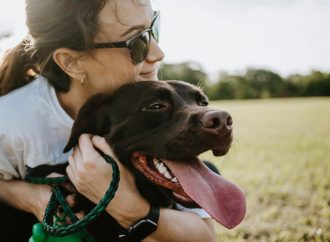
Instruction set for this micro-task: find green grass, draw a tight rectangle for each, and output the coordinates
[200,97,330,242]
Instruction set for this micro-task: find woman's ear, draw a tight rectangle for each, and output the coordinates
[53,48,86,79]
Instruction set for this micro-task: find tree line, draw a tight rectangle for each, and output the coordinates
[158,62,330,100]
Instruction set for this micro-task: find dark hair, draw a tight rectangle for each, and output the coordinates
[0,0,107,96]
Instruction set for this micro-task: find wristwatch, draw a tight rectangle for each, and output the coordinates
[117,205,160,242]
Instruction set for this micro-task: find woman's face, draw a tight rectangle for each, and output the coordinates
[81,0,165,94]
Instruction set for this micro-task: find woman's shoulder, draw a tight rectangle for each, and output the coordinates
[0,75,49,101]
[0,75,44,101]
[0,76,55,131]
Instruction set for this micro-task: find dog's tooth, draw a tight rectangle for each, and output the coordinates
[159,166,167,173]
[160,163,167,170]
[171,177,178,183]
[164,171,172,179]
[155,160,173,179]
[155,164,163,173]
[153,158,159,166]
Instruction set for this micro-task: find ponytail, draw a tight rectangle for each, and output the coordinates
[0,37,39,96]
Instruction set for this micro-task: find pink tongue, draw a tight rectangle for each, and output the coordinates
[164,158,246,229]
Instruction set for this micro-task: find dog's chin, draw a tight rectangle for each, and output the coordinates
[211,133,233,157]
[131,152,198,207]
[212,145,231,156]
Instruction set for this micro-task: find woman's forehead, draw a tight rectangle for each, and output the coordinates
[96,0,152,41]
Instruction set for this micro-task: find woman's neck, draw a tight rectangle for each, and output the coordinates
[56,81,96,120]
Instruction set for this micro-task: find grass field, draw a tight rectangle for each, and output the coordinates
[200,97,330,242]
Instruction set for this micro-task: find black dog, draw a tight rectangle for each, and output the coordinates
[64,80,246,241]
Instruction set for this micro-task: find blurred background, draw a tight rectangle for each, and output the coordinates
[1,0,329,241]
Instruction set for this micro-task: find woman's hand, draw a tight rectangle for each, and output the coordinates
[29,183,53,221]
[0,177,83,223]
[31,176,83,222]
[43,173,85,223]
[66,134,149,228]
[0,179,52,222]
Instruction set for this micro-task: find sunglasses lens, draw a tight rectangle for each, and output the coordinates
[151,13,160,42]
[130,31,150,64]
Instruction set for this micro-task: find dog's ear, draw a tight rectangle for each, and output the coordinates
[63,93,112,153]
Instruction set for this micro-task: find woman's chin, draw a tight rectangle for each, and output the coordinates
[139,72,158,80]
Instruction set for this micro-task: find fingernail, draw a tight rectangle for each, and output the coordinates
[92,135,102,142]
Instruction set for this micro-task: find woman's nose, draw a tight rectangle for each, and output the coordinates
[145,38,165,63]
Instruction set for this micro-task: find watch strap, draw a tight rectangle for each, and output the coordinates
[117,205,160,242]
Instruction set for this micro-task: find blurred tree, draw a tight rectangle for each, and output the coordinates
[287,71,330,96]
[302,71,330,96]
[158,62,209,88]
[286,74,306,96]
[210,73,242,100]
[158,61,330,99]
[211,69,286,99]
[243,68,286,98]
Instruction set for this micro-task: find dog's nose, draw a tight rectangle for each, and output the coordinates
[200,111,233,131]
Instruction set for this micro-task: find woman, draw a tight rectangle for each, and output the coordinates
[0,0,217,241]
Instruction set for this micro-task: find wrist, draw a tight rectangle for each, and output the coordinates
[0,180,51,220]
[30,183,52,221]
[106,196,150,228]
[118,205,160,242]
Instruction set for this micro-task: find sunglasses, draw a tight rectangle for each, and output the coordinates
[92,11,160,64]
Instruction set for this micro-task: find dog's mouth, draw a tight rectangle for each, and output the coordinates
[131,151,246,229]
[131,152,195,205]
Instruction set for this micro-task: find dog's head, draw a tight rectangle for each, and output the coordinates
[64,80,245,228]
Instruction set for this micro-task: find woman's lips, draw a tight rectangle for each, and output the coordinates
[141,69,155,75]
[140,69,157,79]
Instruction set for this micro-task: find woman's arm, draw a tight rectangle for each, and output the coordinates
[0,179,52,221]
[67,134,217,242]
[143,210,217,242]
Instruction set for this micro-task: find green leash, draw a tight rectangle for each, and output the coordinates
[26,151,120,241]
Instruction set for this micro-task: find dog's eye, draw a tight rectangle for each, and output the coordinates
[198,100,209,106]
[144,103,167,111]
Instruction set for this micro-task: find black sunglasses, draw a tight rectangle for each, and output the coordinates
[92,11,160,64]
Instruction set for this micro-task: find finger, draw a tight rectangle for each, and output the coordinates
[64,215,78,225]
[65,211,85,224]
[92,135,117,159]
[47,172,64,178]
[69,145,83,170]
[92,136,131,174]
[78,134,94,155]
[60,181,77,193]
[65,194,76,207]
[72,145,82,161]
[67,154,77,173]
[66,165,75,183]
[75,211,85,220]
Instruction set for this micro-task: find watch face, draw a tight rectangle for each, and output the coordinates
[128,219,158,240]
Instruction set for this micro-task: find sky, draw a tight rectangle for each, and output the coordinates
[1,0,330,78]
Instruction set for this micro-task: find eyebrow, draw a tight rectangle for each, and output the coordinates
[120,25,146,38]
